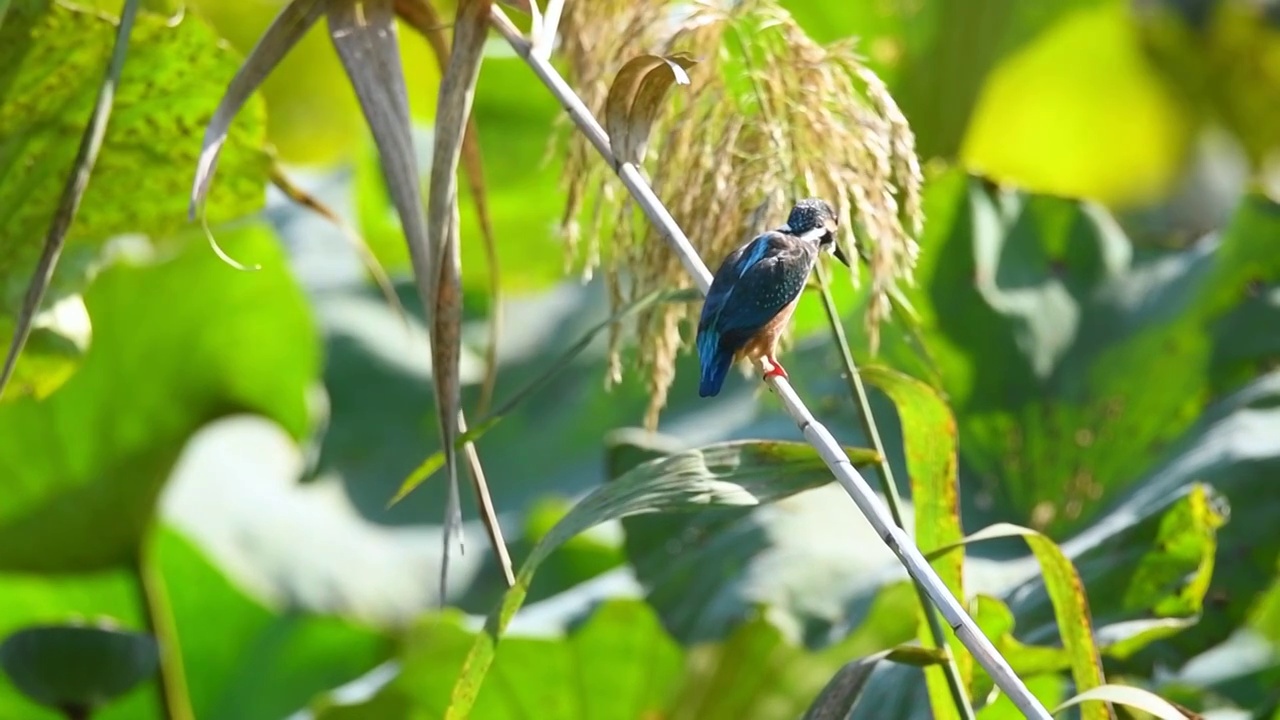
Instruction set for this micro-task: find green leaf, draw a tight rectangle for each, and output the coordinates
[971,595,1071,680]
[930,523,1108,720]
[0,0,269,392]
[506,496,627,605]
[313,601,683,719]
[609,430,897,647]
[860,364,971,714]
[315,596,940,720]
[877,170,1280,535]
[1005,375,1270,662]
[1010,483,1225,650]
[1116,484,1226,619]
[803,646,948,720]
[1139,1,1280,168]
[675,618,944,720]
[837,170,1274,678]
[0,225,317,572]
[444,440,877,717]
[0,1,267,264]
[960,2,1192,204]
[0,0,138,406]
[1052,684,1189,720]
[0,622,157,713]
[0,305,89,403]
[0,526,390,720]
[156,528,391,720]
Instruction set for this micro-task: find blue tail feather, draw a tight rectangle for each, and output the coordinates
[698,341,735,397]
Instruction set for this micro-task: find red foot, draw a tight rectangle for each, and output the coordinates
[762,356,789,381]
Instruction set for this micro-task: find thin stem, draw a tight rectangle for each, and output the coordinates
[0,0,139,399]
[459,409,516,587]
[485,7,1050,718]
[814,262,976,720]
[133,532,194,720]
[267,162,407,326]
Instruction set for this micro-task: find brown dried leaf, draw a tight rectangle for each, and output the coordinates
[395,0,503,418]
[603,53,697,166]
[425,0,497,599]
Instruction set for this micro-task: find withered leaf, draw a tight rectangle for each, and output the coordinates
[425,0,500,599]
[190,0,325,217]
[603,53,698,166]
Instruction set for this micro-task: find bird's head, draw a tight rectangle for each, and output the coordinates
[783,198,849,266]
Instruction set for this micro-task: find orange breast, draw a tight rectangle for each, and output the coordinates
[736,296,800,362]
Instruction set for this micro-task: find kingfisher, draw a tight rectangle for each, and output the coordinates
[696,198,850,397]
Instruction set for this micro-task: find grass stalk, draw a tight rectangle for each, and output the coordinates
[132,531,193,720]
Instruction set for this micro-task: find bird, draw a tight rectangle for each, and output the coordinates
[696,198,850,397]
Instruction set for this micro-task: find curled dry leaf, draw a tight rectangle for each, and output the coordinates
[187,0,326,270]
[189,0,324,217]
[603,53,698,166]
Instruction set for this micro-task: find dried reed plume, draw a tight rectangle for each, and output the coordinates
[556,0,924,427]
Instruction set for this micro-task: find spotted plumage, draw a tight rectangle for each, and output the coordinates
[696,198,848,397]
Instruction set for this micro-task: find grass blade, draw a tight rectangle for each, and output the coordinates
[1053,685,1193,720]
[928,523,1111,720]
[532,0,562,61]
[860,363,973,719]
[458,409,513,586]
[0,0,140,399]
[444,440,880,718]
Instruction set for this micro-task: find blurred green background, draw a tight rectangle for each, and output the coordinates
[1,0,1279,718]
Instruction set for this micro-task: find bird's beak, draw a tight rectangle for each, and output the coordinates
[825,222,850,267]
[832,243,851,267]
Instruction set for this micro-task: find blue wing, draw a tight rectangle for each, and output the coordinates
[696,232,815,396]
